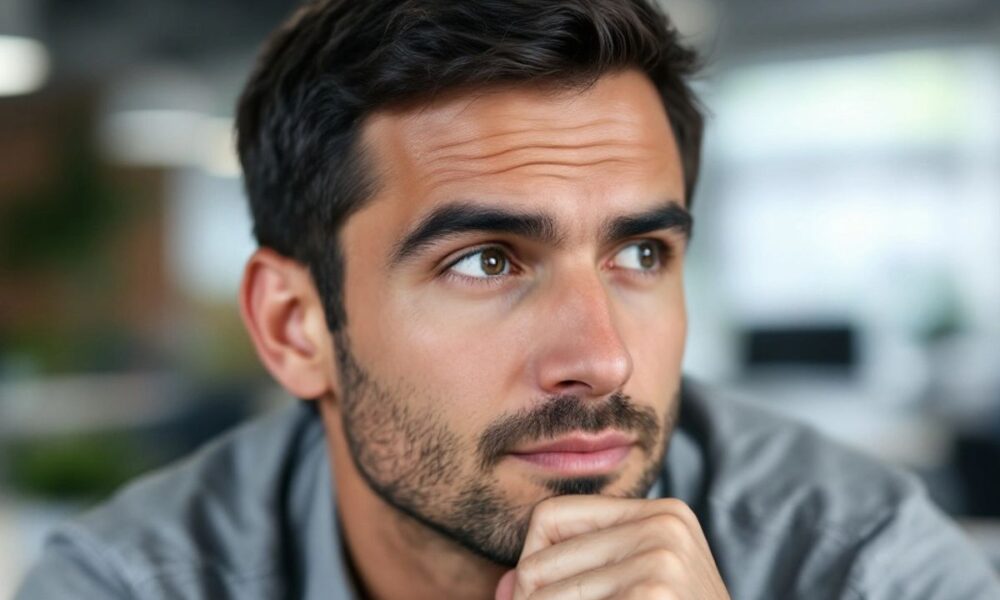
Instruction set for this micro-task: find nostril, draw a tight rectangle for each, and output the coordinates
[552,380,595,397]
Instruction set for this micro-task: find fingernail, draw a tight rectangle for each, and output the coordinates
[494,569,516,600]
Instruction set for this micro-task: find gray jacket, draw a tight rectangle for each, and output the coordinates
[15,382,1000,599]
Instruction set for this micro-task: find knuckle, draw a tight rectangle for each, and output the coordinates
[529,496,559,527]
[658,498,697,522]
[655,497,684,511]
[640,547,682,575]
[648,513,687,538]
[515,558,544,592]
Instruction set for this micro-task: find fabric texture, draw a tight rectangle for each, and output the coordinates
[15,381,1000,599]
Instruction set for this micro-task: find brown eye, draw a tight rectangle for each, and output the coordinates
[449,247,511,278]
[612,241,663,271]
[638,242,657,269]
[480,248,507,276]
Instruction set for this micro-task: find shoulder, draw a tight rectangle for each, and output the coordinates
[16,402,325,600]
[679,380,1000,599]
[682,381,917,530]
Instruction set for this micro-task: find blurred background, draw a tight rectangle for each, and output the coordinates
[1,0,999,592]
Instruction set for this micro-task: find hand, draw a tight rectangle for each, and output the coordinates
[494,496,730,600]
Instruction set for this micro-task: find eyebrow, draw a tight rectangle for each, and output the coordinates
[600,201,693,244]
[389,199,693,267]
[390,202,560,266]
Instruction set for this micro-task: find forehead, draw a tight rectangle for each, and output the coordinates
[356,70,684,237]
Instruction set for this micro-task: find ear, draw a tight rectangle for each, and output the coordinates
[239,248,338,400]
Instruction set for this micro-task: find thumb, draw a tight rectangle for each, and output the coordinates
[494,569,516,600]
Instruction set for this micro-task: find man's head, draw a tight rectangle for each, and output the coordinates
[236,0,702,332]
[236,0,702,568]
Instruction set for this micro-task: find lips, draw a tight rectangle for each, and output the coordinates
[512,432,634,455]
[508,431,635,475]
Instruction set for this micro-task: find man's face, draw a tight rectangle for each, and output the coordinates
[331,70,688,566]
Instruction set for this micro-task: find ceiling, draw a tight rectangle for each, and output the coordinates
[5,0,1000,105]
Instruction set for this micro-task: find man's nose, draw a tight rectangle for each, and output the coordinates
[529,273,633,399]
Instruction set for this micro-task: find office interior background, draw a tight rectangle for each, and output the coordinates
[1,0,999,592]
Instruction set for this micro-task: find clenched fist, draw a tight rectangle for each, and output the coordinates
[495,496,730,600]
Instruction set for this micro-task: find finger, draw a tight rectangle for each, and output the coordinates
[519,496,647,560]
[520,496,700,560]
[526,548,683,600]
[495,570,516,600]
[512,514,682,598]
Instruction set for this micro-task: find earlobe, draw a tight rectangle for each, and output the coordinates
[239,248,336,400]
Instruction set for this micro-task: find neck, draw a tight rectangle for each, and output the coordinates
[318,400,506,600]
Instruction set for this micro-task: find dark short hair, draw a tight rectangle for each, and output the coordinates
[236,0,704,331]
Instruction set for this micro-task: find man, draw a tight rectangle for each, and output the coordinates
[16,0,1000,598]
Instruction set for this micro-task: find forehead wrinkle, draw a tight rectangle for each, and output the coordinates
[419,139,661,192]
[421,140,653,177]
[416,116,647,163]
[361,71,685,239]
[422,157,648,188]
[416,132,660,192]
[425,140,640,165]
[417,115,632,158]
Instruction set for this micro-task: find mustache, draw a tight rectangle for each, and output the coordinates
[476,392,660,470]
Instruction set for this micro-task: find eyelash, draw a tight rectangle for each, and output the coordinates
[622,240,673,279]
[439,239,673,287]
[441,244,519,287]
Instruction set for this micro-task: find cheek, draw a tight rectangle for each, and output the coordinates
[621,285,687,390]
[638,314,685,377]
[361,287,523,427]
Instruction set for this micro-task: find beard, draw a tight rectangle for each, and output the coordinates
[333,332,678,568]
